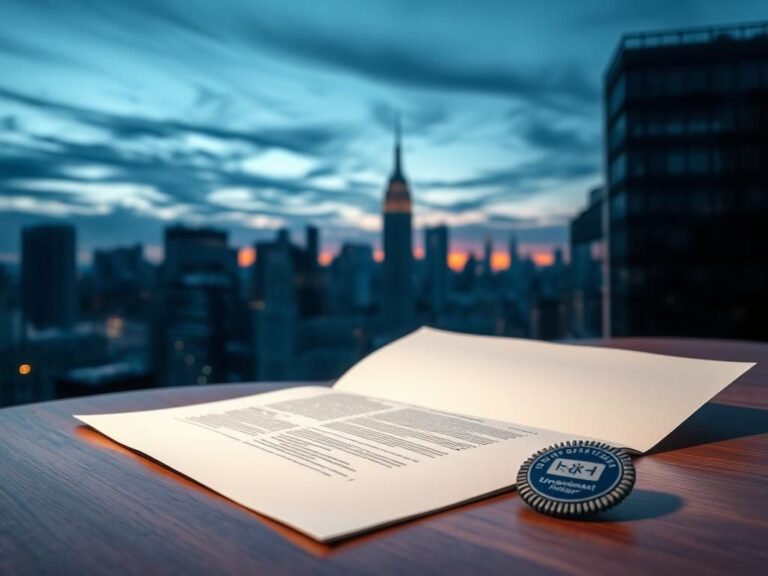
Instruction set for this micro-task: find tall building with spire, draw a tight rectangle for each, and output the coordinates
[381,117,414,332]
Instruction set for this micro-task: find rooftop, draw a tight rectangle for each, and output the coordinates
[606,20,768,79]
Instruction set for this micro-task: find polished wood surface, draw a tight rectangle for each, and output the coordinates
[1,339,766,575]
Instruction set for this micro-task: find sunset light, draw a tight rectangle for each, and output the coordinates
[238,247,256,268]
[531,252,555,267]
[240,246,554,270]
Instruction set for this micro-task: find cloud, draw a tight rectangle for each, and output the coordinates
[0,95,384,244]
[0,34,85,68]
[519,118,597,154]
[244,17,598,112]
[15,0,753,256]
[370,101,450,137]
[0,87,349,156]
[419,156,598,194]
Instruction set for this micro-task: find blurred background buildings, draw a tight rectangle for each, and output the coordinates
[1,20,767,406]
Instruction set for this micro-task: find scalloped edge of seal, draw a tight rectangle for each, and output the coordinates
[516,440,636,518]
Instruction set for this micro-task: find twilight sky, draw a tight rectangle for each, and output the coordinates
[1,0,766,265]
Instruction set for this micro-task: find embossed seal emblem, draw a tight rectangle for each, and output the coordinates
[517,440,635,518]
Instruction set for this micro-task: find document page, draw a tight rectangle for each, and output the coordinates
[76,386,574,541]
[334,328,755,452]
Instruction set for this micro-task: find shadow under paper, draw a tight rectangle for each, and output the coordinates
[648,402,768,455]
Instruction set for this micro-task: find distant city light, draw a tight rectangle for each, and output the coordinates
[202,365,212,376]
[531,252,555,267]
[106,316,124,339]
[447,252,469,271]
[238,247,256,268]
[490,252,511,270]
[174,340,184,351]
[18,363,32,376]
[185,354,195,366]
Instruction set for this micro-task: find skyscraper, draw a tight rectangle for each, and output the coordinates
[605,22,768,339]
[254,231,297,381]
[330,243,374,315]
[157,226,235,387]
[481,236,494,292]
[508,235,520,271]
[21,224,77,330]
[305,225,319,271]
[0,265,21,350]
[91,244,148,316]
[297,225,326,318]
[570,187,604,338]
[424,225,449,315]
[381,118,414,332]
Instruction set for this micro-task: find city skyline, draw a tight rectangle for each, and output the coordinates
[3,1,767,265]
[4,13,768,406]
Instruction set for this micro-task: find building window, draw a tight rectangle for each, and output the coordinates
[686,66,709,93]
[627,72,643,98]
[738,61,762,90]
[628,191,645,215]
[610,192,627,221]
[628,153,646,177]
[666,68,684,95]
[687,114,710,134]
[712,150,724,174]
[645,71,665,97]
[665,116,684,136]
[713,65,733,92]
[610,153,627,185]
[667,150,686,175]
[610,229,627,258]
[647,116,664,136]
[609,113,626,150]
[689,149,710,174]
[692,190,711,215]
[609,75,626,115]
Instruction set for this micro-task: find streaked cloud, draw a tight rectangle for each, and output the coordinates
[1,0,765,259]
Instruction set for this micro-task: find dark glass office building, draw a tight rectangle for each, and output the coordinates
[569,187,604,339]
[21,224,77,330]
[605,22,768,339]
[157,226,235,387]
[424,225,449,316]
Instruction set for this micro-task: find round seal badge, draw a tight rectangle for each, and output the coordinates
[517,440,635,518]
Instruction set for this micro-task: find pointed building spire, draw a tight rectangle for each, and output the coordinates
[393,111,403,179]
[384,109,411,213]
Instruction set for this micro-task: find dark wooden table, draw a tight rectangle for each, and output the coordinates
[1,339,767,575]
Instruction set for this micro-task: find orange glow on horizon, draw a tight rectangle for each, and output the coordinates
[447,252,468,271]
[444,250,554,271]
[491,252,510,270]
[531,251,555,267]
[238,245,555,270]
[238,247,256,268]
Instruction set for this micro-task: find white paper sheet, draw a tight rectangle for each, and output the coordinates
[335,328,755,452]
[76,386,572,541]
[75,328,754,540]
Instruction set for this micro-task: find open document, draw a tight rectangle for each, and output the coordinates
[75,328,754,541]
